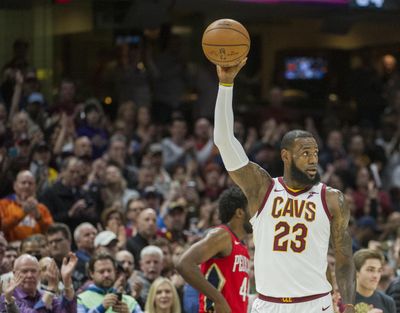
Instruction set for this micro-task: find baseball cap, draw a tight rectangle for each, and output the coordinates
[149,143,163,155]
[143,186,162,199]
[28,92,44,104]
[32,141,49,153]
[167,202,185,215]
[94,231,117,248]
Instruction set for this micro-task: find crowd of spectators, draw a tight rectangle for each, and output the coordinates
[0,28,400,313]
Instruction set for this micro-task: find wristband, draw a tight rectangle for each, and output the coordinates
[42,287,56,294]
[219,82,233,87]
[5,297,15,305]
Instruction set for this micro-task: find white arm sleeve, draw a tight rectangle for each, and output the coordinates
[213,85,249,171]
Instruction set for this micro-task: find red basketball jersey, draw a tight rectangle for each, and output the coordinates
[199,225,250,313]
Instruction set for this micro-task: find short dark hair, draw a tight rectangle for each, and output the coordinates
[47,223,72,241]
[88,252,117,273]
[353,248,384,272]
[218,186,248,224]
[153,237,173,253]
[280,130,314,150]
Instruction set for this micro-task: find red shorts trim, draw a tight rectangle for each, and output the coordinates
[258,292,329,304]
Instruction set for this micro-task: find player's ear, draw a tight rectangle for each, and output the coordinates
[235,208,244,218]
[281,149,290,163]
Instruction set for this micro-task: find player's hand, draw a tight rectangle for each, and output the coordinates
[217,58,247,85]
[213,298,231,313]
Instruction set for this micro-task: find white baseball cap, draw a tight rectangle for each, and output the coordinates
[94,231,117,247]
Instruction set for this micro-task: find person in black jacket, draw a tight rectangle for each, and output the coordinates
[39,156,101,232]
[386,275,400,313]
[354,249,396,313]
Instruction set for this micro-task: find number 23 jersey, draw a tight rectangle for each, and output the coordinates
[250,177,332,297]
[199,225,250,313]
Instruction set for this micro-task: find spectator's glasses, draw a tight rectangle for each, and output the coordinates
[48,237,66,245]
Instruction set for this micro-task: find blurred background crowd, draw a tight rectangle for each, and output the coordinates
[0,0,400,312]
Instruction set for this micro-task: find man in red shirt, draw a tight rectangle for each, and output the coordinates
[177,186,251,313]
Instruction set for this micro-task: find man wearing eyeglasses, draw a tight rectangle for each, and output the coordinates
[47,223,83,291]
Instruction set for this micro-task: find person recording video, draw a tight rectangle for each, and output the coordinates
[77,253,143,313]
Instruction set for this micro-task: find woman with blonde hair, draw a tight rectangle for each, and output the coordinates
[145,277,181,313]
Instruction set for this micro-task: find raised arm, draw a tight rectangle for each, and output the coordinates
[327,188,355,313]
[176,228,232,313]
[213,60,272,217]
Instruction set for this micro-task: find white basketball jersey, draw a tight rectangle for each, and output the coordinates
[250,177,332,297]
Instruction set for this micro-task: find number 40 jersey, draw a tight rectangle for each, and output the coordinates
[250,177,333,298]
[199,224,250,313]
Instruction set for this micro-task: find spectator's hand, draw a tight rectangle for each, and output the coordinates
[46,259,60,290]
[113,273,125,292]
[113,301,129,313]
[15,70,24,86]
[367,309,383,313]
[184,139,195,152]
[27,197,41,219]
[68,199,87,217]
[304,117,317,132]
[170,273,185,289]
[216,58,247,85]
[368,181,378,199]
[368,240,382,252]
[343,305,356,313]
[3,272,24,302]
[117,225,127,249]
[244,127,257,152]
[61,252,78,284]
[107,219,120,234]
[102,293,118,310]
[129,273,143,299]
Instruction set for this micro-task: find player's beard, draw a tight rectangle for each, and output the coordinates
[290,160,320,186]
[243,210,253,234]
[244,221,253,234]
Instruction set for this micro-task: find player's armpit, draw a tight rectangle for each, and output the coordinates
[229,161,272,217]
[327,188,355,307]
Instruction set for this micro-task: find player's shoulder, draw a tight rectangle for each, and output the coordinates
[205,226,232,242]
[324,185,349,217]
[325,186,343,201]
[326,185,342,197]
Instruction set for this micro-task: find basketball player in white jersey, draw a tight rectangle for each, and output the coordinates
[213,58,355,313]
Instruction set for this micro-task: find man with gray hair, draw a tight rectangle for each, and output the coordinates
[135,245,164,307]
[73,222,97,289]
[0,253,78,312]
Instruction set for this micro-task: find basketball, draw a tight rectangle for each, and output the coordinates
[202,19,250,67]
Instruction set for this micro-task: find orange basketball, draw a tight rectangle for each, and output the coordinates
[202,19,250,67]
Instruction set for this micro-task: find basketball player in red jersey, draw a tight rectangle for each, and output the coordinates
[212,58,355,313]
[177,186,251,313]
